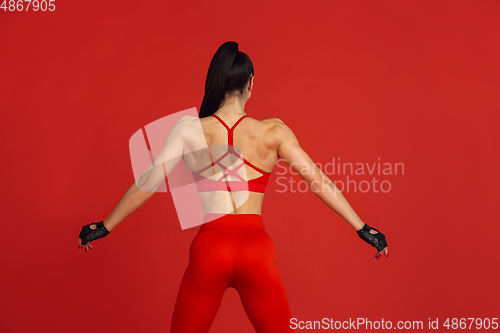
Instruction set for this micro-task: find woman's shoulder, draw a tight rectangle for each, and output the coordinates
[248,116,288,128]
[246,117,295,146]
[261,117,284,124]
[259,117,293,135]
[171,114,201,132]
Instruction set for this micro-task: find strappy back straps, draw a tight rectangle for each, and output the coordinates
[211,114,248,146]
[192,114,271,193]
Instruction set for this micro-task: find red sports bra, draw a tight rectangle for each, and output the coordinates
[191,114,271,193]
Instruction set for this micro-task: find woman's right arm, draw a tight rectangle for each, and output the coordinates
[273,118,365,231]
[272,118,388,258]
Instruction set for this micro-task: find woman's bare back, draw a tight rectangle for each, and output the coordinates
[181,113,283,214]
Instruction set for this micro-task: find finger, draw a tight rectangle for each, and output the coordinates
[384,247,388,257]
[88,243,93,249]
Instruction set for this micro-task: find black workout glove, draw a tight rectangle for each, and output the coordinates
[79,221,110,245]
[357,223,387,252]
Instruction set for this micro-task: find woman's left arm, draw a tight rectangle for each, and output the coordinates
[102,181,155,231]
[99,115,193,231]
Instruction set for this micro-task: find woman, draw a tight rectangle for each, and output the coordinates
[78,41,389,333]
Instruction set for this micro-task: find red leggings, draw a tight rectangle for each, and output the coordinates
[171,214,293,333]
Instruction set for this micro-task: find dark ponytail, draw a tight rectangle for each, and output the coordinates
[199,41,254,118]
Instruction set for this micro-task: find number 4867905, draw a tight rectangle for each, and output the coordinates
[1,0,56,11]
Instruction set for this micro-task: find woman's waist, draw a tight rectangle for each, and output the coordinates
[200,213,266,231]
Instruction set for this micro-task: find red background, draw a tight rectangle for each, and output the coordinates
[1,1,499,332]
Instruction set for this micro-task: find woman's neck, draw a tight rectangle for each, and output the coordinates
[215,95,247,117]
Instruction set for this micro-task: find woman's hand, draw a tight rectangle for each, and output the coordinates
[78,221,110,251]
[356,223,389,259]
